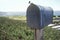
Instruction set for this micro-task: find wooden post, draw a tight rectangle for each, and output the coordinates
[34,29,44,40]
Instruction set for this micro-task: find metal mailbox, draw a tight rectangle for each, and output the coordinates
[26,3,53,29]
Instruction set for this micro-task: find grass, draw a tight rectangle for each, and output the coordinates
[0,16,60,40]
[0,16,34,40]
[8,16,26,20]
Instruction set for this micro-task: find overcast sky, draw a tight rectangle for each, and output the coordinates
[0,0,60,12]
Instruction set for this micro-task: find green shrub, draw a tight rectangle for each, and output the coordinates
[44,27,60,40]
[0,16,60,40]
[0,17,34,40]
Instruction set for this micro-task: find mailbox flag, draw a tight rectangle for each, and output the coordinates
[26,3,53,29]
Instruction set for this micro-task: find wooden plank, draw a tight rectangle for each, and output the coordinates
[34,29,44,40]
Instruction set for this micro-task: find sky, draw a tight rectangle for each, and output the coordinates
[0,0,60,12]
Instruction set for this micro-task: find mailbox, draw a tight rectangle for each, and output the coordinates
[26,3,53,29]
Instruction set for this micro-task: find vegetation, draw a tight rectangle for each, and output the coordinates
[0,16,34,40]
[0,16,60,40]
[44,27,60,40]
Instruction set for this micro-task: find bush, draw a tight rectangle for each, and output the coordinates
[0,17,34,40]
[0,16,60,40]
[44,27,60,40]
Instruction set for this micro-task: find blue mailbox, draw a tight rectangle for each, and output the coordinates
[26,3,53,29]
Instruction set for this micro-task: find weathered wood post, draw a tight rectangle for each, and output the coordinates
[26,3,53,40]
[34,29,44,40]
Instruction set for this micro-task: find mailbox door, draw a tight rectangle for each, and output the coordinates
[27,3,40,29]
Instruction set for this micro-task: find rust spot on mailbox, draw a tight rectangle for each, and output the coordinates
[26,3,53,29]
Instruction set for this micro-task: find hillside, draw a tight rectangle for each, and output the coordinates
[0,16,60,40]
